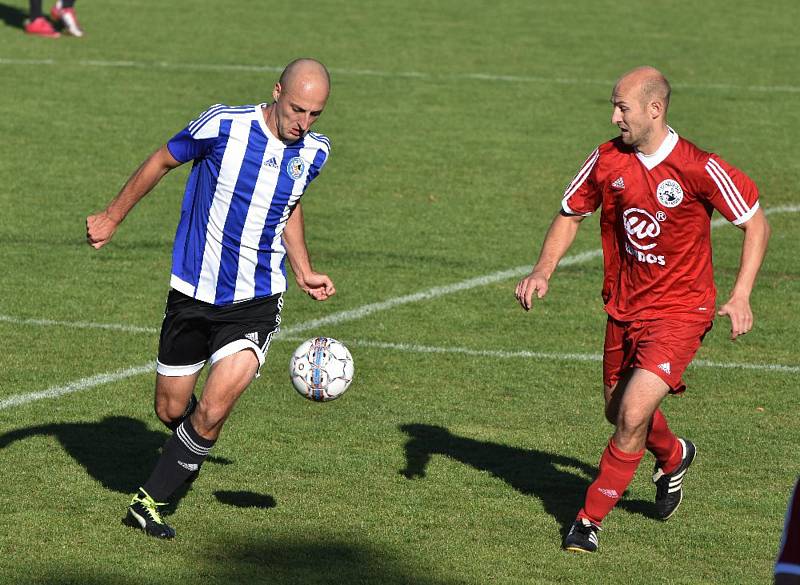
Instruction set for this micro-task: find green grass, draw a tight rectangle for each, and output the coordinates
[1,0,799,583]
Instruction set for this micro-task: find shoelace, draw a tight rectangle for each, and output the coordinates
[576,520,599,535]
[133,492,168,523]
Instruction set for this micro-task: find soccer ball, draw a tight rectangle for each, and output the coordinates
[289,337,354,402]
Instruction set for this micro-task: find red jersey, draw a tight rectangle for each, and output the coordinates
[562,128,760,322]
[777,478,800,577]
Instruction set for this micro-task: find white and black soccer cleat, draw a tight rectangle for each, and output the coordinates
[653,438,696,520]
[563,518,600,553]
[123,488,176,539]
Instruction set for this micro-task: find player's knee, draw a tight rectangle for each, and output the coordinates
[616,410,650,438]
[154,395,188,425]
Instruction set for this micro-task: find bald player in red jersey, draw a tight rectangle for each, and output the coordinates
[515,66,771,553]
[777,479,800,584]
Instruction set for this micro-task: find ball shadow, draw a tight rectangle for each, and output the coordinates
[214,490,277,509]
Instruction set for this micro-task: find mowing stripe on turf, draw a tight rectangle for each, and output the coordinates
[0,315,157,334]
[294,338,800,374]
[0,205,796,337]
[2,57,800,94]
[282,204,798,333]
[2,337,797,412]
[1,204,797,410]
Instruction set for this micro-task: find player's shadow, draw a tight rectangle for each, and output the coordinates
[399,423,657,536]
[0,416,233,509]
[38,536,460,585]
[0,3,27,29]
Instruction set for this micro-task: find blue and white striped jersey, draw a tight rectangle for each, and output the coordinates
[165,103,331,306]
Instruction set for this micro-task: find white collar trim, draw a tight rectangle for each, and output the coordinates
[636,127,678,170]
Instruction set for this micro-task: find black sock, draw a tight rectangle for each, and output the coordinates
[143,418,214,501]
[163,394,198,431]
[62,0,76,8]
[29,0,43,18]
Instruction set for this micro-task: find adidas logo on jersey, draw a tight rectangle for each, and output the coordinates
[263,156,279,169]
[657,362,671,375]
[245,332,259,344]
[612,176,625,190]
[598,488,619,498]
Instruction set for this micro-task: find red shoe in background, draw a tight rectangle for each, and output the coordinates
[51,1,84,37]
[25,16,60,38]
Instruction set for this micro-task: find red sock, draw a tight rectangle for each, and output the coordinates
[578,439,644,526]
[646,409,682,474]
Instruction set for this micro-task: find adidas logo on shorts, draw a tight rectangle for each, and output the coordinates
[245,332,259,344]
[657,362,671,375]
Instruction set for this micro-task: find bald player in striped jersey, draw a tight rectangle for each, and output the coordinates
[515,66,771,553]
[87,58,335,539]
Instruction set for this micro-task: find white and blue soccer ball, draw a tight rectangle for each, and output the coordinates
[289,337,354,402]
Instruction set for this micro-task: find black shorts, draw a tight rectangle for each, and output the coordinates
[156,289,283,377]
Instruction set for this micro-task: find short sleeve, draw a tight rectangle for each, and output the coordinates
[561,148,602,216]
[304,147,329,187]
[166,104,227,163]
[299,133,331,192]
[701,154,760,225]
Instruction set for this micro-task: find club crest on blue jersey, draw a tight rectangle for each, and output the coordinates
[287,156,306,180]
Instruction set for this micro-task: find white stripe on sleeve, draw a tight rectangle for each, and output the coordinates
[705,158,751,219]
[561,148,599,215]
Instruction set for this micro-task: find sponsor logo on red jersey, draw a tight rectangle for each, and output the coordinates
[623,208,666,265]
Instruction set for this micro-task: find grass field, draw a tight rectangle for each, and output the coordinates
[1,0,798,583]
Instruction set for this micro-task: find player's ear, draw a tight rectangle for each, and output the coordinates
[649,99,664,119]
[272,83,282,103]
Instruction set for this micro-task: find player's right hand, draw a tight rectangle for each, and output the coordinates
[515,271,549,311]
[86,211,119,249]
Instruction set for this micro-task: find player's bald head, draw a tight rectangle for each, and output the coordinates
[268,59,330,142]
[279,58,331,98]
[614,66,671,112]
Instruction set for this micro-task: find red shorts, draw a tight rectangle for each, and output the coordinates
[603,316,713,394]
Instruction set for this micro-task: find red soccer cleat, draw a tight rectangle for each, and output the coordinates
[25,16,60,38]
[50,2,84,37]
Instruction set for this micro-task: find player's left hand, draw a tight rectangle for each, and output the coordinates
[718,295,753,340]
[297,272,336,301]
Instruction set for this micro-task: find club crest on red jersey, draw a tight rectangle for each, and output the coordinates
[656,179,684,208]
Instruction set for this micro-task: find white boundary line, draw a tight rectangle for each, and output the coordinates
[281,249,604,336]
[1,204,797,410]
[0,364,154,410]
[2,57,800,94]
